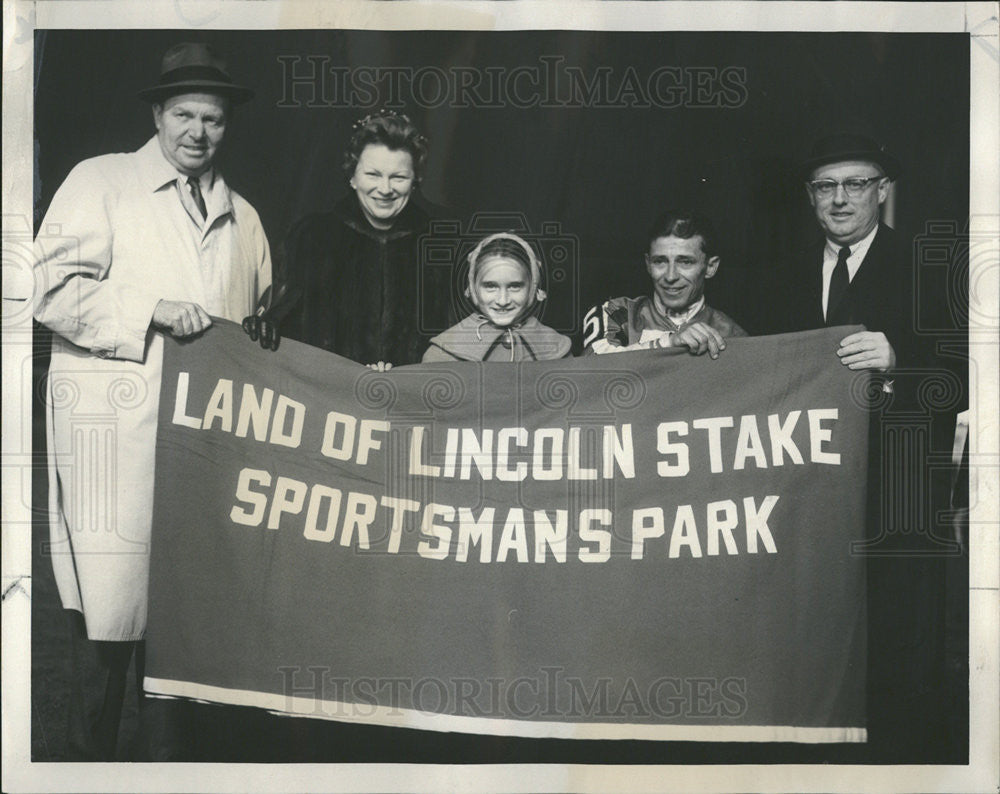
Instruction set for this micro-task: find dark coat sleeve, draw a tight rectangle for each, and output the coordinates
[765,226,925,369]
[264,212,320,344]
[832,225,925,371]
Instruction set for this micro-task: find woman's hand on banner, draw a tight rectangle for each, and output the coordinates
[242,313,280,351]
[242,283,303,351]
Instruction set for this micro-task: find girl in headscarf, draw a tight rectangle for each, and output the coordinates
[422,232,571,362]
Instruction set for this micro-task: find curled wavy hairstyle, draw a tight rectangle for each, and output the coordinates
[341,110,429,183]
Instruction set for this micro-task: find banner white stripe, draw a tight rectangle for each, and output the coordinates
[144,676,867,744]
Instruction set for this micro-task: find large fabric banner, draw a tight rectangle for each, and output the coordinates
[145,320,869,743]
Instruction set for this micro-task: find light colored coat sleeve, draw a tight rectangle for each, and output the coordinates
[233,194,273,304]
[33,158,163,362]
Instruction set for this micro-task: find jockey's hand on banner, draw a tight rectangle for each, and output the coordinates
[669,322,727,359]
[366,361,393,371]
[153,300,212,338]
[837,330,896,371]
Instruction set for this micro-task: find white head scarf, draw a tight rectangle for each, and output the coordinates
[465,232,547,327]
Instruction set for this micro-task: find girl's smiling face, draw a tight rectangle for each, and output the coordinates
[473,256,531,327]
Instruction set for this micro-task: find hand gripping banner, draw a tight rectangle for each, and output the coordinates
[145,320,869,743]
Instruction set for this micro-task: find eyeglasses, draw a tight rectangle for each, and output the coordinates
[807,176,884,198]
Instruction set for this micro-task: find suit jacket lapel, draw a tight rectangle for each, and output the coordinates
[847,224,885,297]
[827,224,886,327]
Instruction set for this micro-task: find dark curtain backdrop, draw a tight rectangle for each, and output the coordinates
[30,28,971,765]
[34,29,969,338]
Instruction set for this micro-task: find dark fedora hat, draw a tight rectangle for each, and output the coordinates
[800,132,901,181]
[138,42,254,104]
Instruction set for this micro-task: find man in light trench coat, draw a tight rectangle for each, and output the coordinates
[33,42,271,759]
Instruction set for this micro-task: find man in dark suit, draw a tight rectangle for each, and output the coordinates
[778,133,913,372]
[773,133,955,763]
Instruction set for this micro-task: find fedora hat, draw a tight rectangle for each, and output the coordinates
[138,42,254,104]
[800,132,900,181]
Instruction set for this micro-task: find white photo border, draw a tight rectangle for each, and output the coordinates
[3,2,997,792]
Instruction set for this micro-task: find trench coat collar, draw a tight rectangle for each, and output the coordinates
[136,136,234,219]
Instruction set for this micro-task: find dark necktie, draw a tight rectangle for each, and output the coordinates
[827,245,850,321]
[187,176,207,220]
